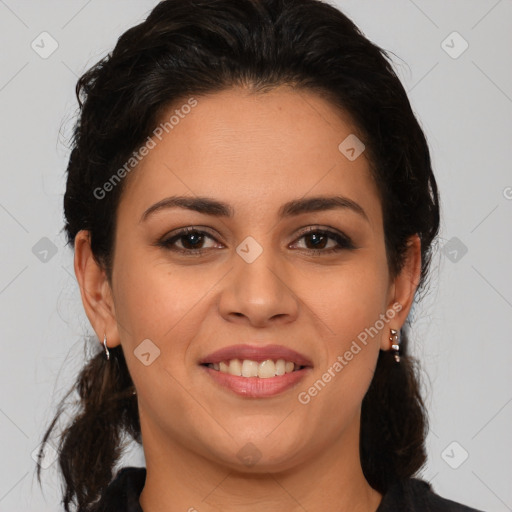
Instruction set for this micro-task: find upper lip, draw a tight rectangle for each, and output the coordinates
[199,344,313,367]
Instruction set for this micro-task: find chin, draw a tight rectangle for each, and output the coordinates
[203,433,308,473]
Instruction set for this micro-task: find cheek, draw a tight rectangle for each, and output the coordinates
[305,259,389,342]
[296,268,388,429]
[298,255,389,406]
[112,256,208,416]
[113,248,208,339]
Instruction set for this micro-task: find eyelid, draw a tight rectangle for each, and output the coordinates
[158,226,222,249]
[290,225,355,251]
[157,224,355,254]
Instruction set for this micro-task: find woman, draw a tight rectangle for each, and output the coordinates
[37,0,484,510]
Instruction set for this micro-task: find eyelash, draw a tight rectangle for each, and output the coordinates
[156,226,356,256]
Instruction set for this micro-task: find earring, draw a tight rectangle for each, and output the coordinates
[103,333,110,361]
[389,328,400,363]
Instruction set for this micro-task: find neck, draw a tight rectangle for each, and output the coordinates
[138,414,382,512]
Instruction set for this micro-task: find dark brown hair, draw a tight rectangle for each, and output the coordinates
[37,0,440,510]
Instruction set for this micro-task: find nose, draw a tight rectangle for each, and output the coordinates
[217,244,300,328]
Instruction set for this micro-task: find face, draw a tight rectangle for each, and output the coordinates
[85,86,416,472]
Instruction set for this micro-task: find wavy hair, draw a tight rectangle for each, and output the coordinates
[37,0,440,510]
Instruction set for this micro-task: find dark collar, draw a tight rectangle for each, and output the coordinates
[376,477,484,512]
[96,467,483,512]
[93,466,145,512]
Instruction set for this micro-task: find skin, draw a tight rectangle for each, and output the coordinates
[74,85,421,512]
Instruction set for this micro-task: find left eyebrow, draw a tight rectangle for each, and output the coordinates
[278,195,369,223]
[140,195,369,223]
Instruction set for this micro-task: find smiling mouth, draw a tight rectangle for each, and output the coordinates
[201,358,307,378]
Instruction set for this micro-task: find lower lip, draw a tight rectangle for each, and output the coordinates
[201,365,311,398]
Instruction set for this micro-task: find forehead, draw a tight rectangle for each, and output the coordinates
[117,86,382,228]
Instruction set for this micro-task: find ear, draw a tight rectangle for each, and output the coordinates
[380,233,422,351]
[74,230,121,349]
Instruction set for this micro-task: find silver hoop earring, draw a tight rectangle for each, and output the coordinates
[103,333,110,361]
[389,328,400,363]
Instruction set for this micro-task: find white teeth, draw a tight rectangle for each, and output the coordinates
[258,360,276,379]
[228,358,242,376]
[275,359,286,375]
[209,358,300,378]
[241,359,259,377]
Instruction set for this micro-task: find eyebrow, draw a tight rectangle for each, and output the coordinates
[140,195,369,223]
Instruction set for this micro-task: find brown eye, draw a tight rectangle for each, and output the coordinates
[158,228,220,254]
[291,228,355,254]
[157,226,355,256]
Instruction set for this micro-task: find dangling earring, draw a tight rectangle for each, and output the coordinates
[103,333,110,360]
[102,334,135,395]
[389,328,400,363]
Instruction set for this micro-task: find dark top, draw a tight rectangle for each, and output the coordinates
[93,466,485,512]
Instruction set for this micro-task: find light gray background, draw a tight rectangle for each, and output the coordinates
[0,1,511,511]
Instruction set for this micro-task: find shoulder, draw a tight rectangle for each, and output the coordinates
[91,466,146,512]
[377,477,485,512]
